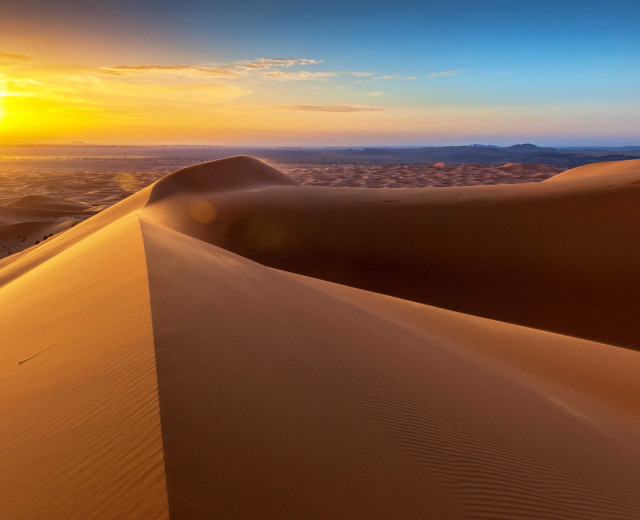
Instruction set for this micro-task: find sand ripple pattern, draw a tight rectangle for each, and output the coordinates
[310,307,640,519]
[278,163,562,188]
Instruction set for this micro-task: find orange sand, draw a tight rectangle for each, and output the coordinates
[1,157,640,518]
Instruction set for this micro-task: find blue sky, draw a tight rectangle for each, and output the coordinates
[1,0,639,145]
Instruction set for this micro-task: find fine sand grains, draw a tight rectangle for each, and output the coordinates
[0,215,169,519]
[2,156,640,519]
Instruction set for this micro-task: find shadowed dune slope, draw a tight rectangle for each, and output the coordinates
[144,156,640,349]
[3,156,640,518]
[141,217,640,519]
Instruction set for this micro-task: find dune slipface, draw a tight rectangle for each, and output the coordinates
[2,156,640,519]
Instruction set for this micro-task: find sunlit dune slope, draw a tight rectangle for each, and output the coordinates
[545,158,640,182]
[3,156,640,519]
[0,187,151,284]
[0,215,167,519]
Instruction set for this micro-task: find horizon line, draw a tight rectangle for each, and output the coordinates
[2,142,640,149]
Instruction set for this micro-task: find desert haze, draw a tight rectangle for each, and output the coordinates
[2,156,640,518]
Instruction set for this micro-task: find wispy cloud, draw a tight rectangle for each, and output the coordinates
[0,52,33,70]
[8,54,413,89]
[263,70,338,81]
[367,91,384,96]
[100,61,415,83]
[102,64,241,77]
[235,58,322,69]
[348,71,375,77]
[429,69,468,77]
[0,52,32,62]
[356,74,416,82]
[274,104,384,112]
[102,58,325,80]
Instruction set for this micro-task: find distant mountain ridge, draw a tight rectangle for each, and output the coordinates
[504,143,555,153]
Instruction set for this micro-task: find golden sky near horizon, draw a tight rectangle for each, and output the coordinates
[1,53,634,147]
[0,0,639,148]
[0,56,391,145]
[1,49,638,147]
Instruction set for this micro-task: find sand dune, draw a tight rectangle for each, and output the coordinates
[0,162,563,260]
[144,157,640,349]
[545,158,640,182]
[7,194,93,212]
[0,215,167,519]
[0,196,98,258]
[2,156,640,518]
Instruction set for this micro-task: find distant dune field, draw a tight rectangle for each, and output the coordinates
[2,157,640,519]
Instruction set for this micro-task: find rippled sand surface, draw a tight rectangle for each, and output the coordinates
[278,162,564,188]
[3,157,640,520]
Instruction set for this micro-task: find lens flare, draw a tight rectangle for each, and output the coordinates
[115,173,140,193]
[189,199,217,224]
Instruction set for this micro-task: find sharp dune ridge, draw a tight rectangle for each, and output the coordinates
[2,156,640,518]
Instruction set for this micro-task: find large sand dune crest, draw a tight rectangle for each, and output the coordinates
[3,156,640,518]
[144,156,640,349]
[148,156,298,203]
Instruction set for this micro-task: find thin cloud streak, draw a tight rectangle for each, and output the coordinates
[430,69,468,77]
[103,58,325,79]
[274,104,385,112]
[264,70,338,81]
[101,62,407,82]
[103,64,241,77]
[235,58,322,69]
[356,74,417,82]
[0,52,32,61]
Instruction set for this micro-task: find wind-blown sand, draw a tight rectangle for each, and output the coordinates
[2,156,640,518]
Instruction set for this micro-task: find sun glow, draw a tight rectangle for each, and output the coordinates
[0,42,638,145]
[0,83,6,123]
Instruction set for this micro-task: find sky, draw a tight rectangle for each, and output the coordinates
[0,0,639,146]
